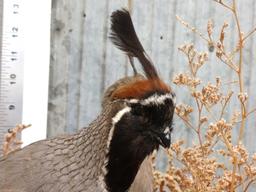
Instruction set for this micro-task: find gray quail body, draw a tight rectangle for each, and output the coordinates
[0,9,175,192]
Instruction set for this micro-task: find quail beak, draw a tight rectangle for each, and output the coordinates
[155,127,171,148]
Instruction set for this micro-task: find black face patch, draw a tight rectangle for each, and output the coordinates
[130,94,175,130]
[129,93,175,148]
[105,93,175,192]
[105,113,156,192]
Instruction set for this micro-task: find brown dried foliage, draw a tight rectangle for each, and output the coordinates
[154,1,256,191]
[2,124,31,156]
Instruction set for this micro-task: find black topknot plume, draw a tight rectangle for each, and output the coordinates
[110,9,159,80]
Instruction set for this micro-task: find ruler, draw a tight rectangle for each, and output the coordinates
[0,0,24,140]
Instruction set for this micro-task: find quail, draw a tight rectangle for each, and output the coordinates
[0,9,175,192]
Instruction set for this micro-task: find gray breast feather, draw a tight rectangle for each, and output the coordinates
[129,157,154,192]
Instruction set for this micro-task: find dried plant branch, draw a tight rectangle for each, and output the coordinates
[244,177,256,192]
[2,124,31,156]
[243,27,256,42]
[219,91,233,119]
[222,80,239,86]
[176,15,209,43]
[246,108,256,117]
[213,0,234,11]
[154,1,256,191]
[175,112,197,132]
[230,0,247,144]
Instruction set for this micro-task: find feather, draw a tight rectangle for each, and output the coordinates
[0,102,124,192]
[111,79,171,99]
[110,9,159,79]
[129,157,154,192]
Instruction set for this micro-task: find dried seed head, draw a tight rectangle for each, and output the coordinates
[208,41,215,52]
[216,76,221,87]
[173,73,201,87]
[216,41,224,58]
[201,83,222,105]
[238,92,248,103]
[207,19,214,37]
[220,22,228,44]
[175,104,193,119]
[200,116,208,124]
[253,154,256,162]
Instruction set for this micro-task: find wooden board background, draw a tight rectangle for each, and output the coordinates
[0,0,4,144]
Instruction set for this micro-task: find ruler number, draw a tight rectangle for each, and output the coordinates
[9,105,15,110]
[12,27,18,32]
[13,4,19,8]
[12,27,18,38]
[11,51,18,62]
[10,74,16,79]
[10,73,17,84]
[13,4,19,14]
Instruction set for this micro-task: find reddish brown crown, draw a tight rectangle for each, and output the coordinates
[111,78,171,100]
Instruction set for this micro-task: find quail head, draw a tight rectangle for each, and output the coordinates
[103,9,176,192]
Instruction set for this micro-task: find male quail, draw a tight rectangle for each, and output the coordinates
[0,9,175,192]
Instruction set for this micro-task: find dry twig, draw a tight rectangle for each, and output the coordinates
[2,124,31,156]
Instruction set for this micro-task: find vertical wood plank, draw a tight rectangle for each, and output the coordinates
[48,0,70,136]
[103,0,128,90]
[65,1,86,133]
[78,0,109,127]
[0,0,4,144]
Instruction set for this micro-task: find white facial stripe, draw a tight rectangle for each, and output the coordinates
[129,99,139,103]
[141,93,176,105]
[164,127,170,134]
[172,93,176,105]
[112,106,131,124]
[102,106,132,190]
[107,106,131,149]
